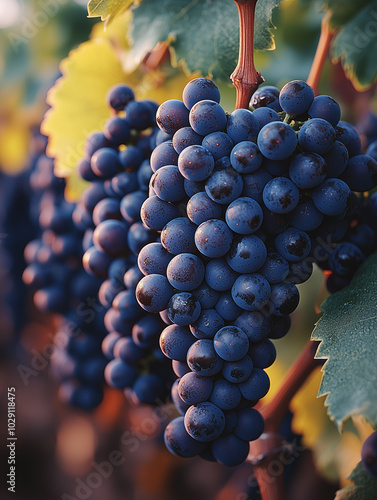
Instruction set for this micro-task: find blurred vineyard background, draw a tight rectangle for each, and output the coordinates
[0,1,375,499]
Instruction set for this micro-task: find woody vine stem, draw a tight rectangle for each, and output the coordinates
[231,0,264,109]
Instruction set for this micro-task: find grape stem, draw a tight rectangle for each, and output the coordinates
[248,340,321,500]
[307,12,334,96]
[231,0,264,109]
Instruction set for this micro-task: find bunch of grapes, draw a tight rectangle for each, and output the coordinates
[76,84,175,405]
[133,78,377,466]
[0,129,44,352]
[23,145,107,410]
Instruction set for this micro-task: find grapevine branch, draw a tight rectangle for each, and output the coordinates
[306,12,334,96]
[231,0,264,109]
[248,340,321,500]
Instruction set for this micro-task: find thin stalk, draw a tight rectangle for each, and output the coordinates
[307,12,334,95]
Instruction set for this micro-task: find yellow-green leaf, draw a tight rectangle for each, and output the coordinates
[87,0,136,24]
[41,38,133,195]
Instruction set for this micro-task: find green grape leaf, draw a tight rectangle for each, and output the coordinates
[87,0,136,23]
[330,0,377,89]
[324,0,372,29]
[312,251,377,430]
[130,0,281,83]
[335,462,377,499]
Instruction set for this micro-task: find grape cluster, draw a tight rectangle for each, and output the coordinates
[76,84,174,405]
[22,146,107,410]
[135,78,377,466]
[0,129,43,352]
[322,192,377,293]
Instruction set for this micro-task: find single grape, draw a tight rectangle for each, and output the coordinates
[298,118,336,155]
[308,95,341,127]
[205,166,244,205]
[225,197,263,234]
[289,152,327,189]
[161,217,197,255]
[268,281,300,316]
[150,141,178,172]
[257,122,297,160]
[251,86,281,112]
[172,127,203,154]
[186,192,223,225]
[222,355,253,383]
[137,242,172,276]
[202,132,234,160]
[234,311,272,342]
[167,292,202,326]
[189,100,227,136]
[290,200,324,232]
[182,78,221,109]
[226,108,260,142]
[178,145,215,181]
[252,107,281,128]
[184,402,225,442]
[178,372,214,405]
[231,274,271,311]
[328,242,365,278]
[275,227,311,262]
[189,308,225,339]
[263,177,300,214]
[214,326,249,361]
[312,178,351,216]
[209,379,242,410]
[259,253,290,284]
[336,121,362,157]
[156,99,190,134]
[215,292,242,321]
[230,141,263,174]
[104,116,131,146]
[212,433,250,467]
[167,253,205,291]
[341,154,377,192]
[242,168,272,204]
[165,417,206,457]
[234,408,264,442]
[90,148,121,178]
[195,219,233,258]
[279,80,314,116]
[205,259,239,292]
[239,368,270,400]
[160,325,195,361]
[151,165,186,202]
[106,84,135,111]
[136,274,173,312]
[187,339,223,376]
[226,235,267,274]
[140,196,181,231]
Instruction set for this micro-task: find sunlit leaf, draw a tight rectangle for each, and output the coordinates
[312,251,377,430]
